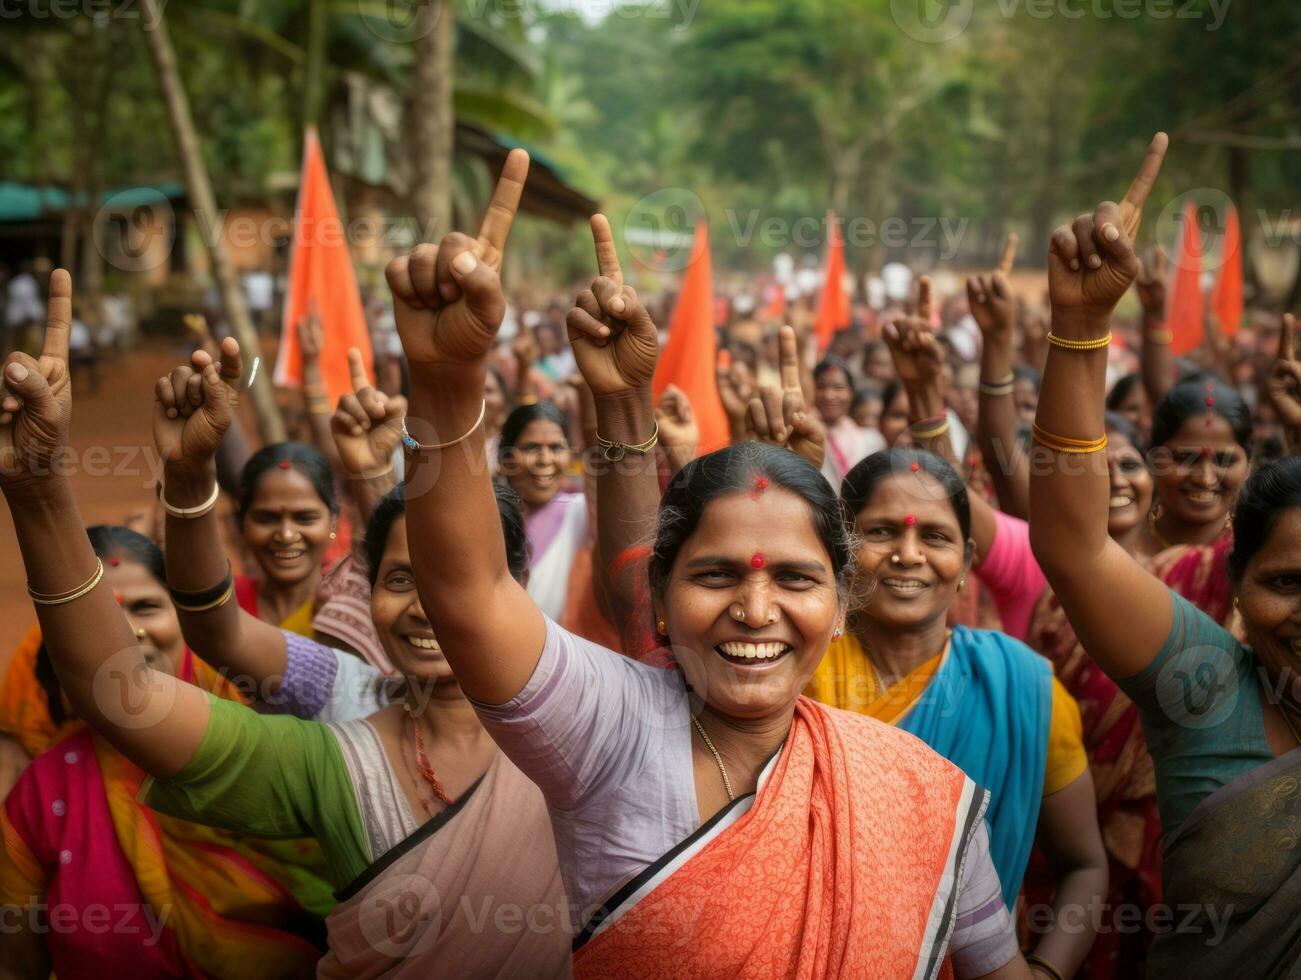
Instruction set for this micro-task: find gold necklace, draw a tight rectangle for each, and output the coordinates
[691,716,735,802]
[1147,509,1173,551]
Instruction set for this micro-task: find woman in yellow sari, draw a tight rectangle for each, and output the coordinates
[231,443,339,635]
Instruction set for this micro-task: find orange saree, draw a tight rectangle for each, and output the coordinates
[573,697,987,979]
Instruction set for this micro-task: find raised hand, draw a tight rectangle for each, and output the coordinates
[512,327,540,369]
[1134,245,1167,321]
[0,269,73,491]
[386,150,529,371]
[715,349,755,437]
[746,325,826,469]
[153,337,244,470]
[297,303,324,361]
[1049,134,1168,324]
[331,347,408,478]
[655,383,699,465]
[1268,313,1301,433]
[565,214,659,396]
[967,236,1017,343]
[887,277,946,391]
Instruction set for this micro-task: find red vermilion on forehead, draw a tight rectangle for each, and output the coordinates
[108,557,121,568]
[1201,447,1213,459]
[278,460,291,470]
[750,553,766,569]
[909,462,921,473]
[904,515,917,526]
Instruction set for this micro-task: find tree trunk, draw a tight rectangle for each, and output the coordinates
[303,0,328,131]
[139,0,285,443]
[411,0,456,240]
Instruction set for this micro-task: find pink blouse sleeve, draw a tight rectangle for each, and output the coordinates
[976,509,1048,642]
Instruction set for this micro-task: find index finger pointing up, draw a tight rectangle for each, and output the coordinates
[1120,132,1169,237]
[778,324,801,392]
[917,276,933,322]
[477,148,529,258]
[42,268,72,363]
[589,214,623,284]
[1281,313,1297,363]
[348,347,370,392]
[996,233,1018,276]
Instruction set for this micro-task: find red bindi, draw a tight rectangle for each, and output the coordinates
[750,476,770,500]
[750,553,766,569]
[1201,447,1213,459]
[278,460,291,470]
[108,557,121,568]
[909,462,921,473]
[904,515,917,526]
[1205,397,1214,407]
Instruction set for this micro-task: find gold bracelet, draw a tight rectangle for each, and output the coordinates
[596,422,659,462]
[1025,953,1066,980]
[909,418,951,440]
[979,373,1016,396]
[401,400,486,454]
[29,558,105,606]
[1047,331,1111,351]
[1032,423,1108,454]
[1147,329,1173,345]
[171,579,236,614]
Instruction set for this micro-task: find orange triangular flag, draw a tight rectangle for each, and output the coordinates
[274,126,373,403]
[1168,200,1205,356]
[653,219,729,454]
[814,212,849,353]
[1211,204,1242,337]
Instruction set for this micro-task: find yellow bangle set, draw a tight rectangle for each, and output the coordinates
[909,418,952,441]
[1032,423,1108,455]
[28,558,105,606]
[1046,331,1111,351]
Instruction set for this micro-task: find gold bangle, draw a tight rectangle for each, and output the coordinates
[401,400,487,454]
[1025,954,1065,980]
[909,418,951,440]
[596,423,659,462]
[172,579,235,614]
[1147,329,1173,345]
[1032,423,1108,454]
[29,558,105,606]
[1047,331,1111,351]
[307,398,332,414]
[518,394,539,406]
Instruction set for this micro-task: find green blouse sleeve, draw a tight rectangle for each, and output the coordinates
[142,693,372,885]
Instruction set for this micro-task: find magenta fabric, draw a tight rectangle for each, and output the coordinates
[3,729,197,977]
[977,510,1048,642]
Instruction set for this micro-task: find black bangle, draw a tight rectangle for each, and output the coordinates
[170,563,234,612]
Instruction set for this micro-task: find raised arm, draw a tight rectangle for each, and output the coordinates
[883,279,997,562]
[565,213,662,632]
[156,338,302,698]
[970,235,1031,519]
[1266,313,1301,453]
[391,150,547,704]
[1029,134,1175,679]
[1135,246,1175,407]
[0,271,209,777]
[297,305,343,472]
[183,313,249,495]
[330,347,405,521]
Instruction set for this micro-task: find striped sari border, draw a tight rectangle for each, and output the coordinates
[914,778,990,980]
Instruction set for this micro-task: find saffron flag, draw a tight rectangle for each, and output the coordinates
[1168,200,1205,356]
[814,212,849,353]
[274,126,373,402]
[653,219,729,453]
[1211,203,1243,337]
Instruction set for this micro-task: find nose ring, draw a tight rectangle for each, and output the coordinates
[133,626,147,641]
[890,553,903,565]
[730,604,745,621]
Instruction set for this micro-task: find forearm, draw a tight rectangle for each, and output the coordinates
[904,380,960,471]
[978,335,1030,518]
[346,467,397,523]
[591,389,660,626]
[3,478,208,775]
[1027,312,1112,575]
[302,361,342,471]
[214,413,250,498]
[1140,312,1174,407]
[405,362,544,702]
[163,462,288,688]
[1028,863,1108,978]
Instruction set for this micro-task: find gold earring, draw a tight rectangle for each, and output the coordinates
[656,619,667,635]
[133,626,147,640]
[329,530,337,540]
[959,578,967,590]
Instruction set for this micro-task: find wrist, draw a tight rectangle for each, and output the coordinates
[163,460,218,503]
[594,389,655,443]
[3,474,74,513]
[903,384,945,423]
[1050,309,1110,338]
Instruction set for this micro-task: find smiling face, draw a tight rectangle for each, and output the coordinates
[484,370,506,433]
[814,365,853,426]
[369,516,453,682]
[1106,428,1154,539]
[853,473,970,630]
[107,558,185,677]
[1150,414,1249,529]
[241,467,334,587]
[1113,384,1149,441]
[1235,508,1301,709]
[503,419,570,510]
[654,489,842,720]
